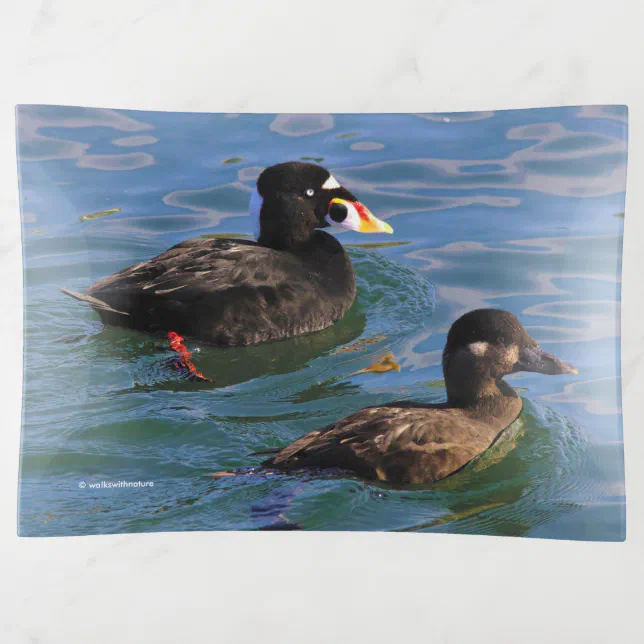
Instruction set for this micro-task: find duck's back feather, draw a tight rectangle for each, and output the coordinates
[264,400,522,484]
[79,236,355,345]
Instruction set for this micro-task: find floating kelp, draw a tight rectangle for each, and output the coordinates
[612,212,625,218]
[336,132,360,139]
[28,228,46,234]
[333,334,386,354]
[350,352,401,376]
[300,156,324,162]
[79,208,121,222]
[222,157,244,165]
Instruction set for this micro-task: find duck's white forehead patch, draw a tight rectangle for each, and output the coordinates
[468,342,489,356]
[322,175,341,190]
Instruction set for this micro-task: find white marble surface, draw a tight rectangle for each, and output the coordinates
[1,1,643,642]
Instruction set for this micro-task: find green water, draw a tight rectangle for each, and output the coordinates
[17,106,626,539]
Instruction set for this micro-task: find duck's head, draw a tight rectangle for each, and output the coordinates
[442,309,577,403]
[250,161,392,249]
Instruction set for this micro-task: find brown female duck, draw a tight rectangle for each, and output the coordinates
[252,309,577,485]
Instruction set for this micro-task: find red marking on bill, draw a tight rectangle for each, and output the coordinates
[354,202,373,222]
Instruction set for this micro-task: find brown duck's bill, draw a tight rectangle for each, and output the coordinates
[329,198,393,234]
[515,344,578,375]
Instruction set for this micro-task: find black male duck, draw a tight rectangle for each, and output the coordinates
[252,309,577,485]
[61,162,392,345]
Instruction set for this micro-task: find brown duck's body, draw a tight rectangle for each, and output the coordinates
[253,309,577,486]
[263,382,522,485]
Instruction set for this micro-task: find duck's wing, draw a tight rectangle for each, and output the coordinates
[86,238,275,300]
[267,406,503,484]
[67,238,335,344]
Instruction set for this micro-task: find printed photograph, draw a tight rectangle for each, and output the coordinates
[16,105,626,539]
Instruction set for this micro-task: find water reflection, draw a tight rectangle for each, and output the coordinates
[16,105,626,540]
[350,142,385,151]
[116,304,369,391]
[416,111,495,122]
[270,114,334,137]
[17,105,153,162]
[77,152,155,171]
[112,135,158,147]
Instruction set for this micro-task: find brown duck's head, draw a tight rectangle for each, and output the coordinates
[249,162,392,250]
[442,309,577,401]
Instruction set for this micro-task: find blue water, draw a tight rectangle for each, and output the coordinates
[16,105,627,539]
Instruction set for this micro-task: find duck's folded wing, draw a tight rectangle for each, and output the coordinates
[86,238,280,303]
[268,406,502,484]
[69,238,324,341]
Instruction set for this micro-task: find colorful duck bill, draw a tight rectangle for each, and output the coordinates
[326,197,393,234]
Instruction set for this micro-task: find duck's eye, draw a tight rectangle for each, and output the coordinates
[305,188,315,197]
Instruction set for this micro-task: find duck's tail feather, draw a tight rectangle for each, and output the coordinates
[60,287,129,316]
[204,450,283,479]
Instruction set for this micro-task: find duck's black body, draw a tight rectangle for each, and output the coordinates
[256,309,577,485]
[61,162,392,346]
[78,232,355,346]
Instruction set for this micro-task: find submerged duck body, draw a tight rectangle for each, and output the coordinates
[257,309,577,485]
[61,162,392,346]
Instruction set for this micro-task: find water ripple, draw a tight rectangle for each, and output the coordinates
[17,106,626,539]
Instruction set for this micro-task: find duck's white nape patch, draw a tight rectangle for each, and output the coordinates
[322,175,341,190]
[248,186,263,240]
[468,342,489,356]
